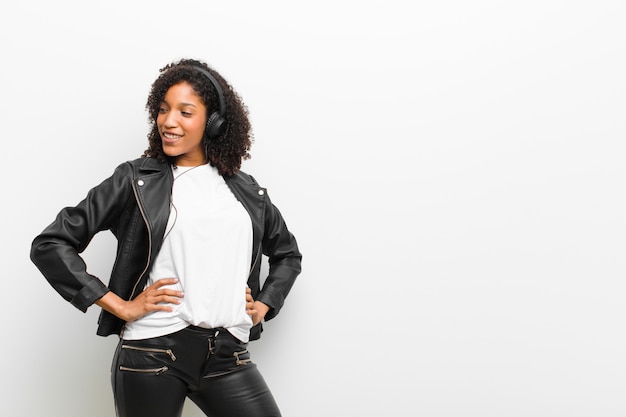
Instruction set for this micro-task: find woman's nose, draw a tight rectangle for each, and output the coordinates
[163,111,178,128]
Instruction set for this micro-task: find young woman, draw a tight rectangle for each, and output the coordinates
[30,58,302,417]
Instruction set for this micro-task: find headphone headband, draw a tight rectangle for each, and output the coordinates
[171,65,227,139]
[187,66,226,117]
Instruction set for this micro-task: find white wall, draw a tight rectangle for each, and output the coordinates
[2,1,625,416]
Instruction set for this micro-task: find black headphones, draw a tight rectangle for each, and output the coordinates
[186,66,227,139]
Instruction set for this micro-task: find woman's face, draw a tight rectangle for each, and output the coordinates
[157,81,207,166]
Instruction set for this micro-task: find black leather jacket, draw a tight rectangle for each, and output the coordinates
[30,157,302,340]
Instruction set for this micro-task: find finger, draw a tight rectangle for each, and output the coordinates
[156,288,184,298]
[159,295,183,305]
[148,294,183,307]
[152,278,180,288]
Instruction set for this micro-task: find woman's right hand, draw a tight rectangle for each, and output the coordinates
[95,278,184,322]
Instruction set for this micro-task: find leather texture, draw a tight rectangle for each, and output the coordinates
[112,326,281,417]
[30,157,302,340]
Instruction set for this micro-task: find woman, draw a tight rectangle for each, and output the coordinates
[30,58,302,417]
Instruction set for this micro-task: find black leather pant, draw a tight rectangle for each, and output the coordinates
[111,325,281,417]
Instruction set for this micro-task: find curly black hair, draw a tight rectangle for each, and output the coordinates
[142,58,253,176]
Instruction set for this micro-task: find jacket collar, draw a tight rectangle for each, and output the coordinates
[137,157,169,174]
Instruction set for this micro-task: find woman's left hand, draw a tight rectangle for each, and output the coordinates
[246,287,270,326]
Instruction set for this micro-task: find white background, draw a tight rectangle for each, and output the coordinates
[1,1,625,416]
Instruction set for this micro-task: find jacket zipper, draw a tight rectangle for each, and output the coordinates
[121,344,177,361]
[129,174,258,297]
[129,180,152,299]
[249,244,262,278]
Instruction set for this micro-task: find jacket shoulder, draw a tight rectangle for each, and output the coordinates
[228,170,261,187]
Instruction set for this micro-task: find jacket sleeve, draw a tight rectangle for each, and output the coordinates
[255,191,302,321]
[30,162,133,312]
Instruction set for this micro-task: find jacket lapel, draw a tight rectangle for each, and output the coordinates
[132,158,173,249]
[225,172,266,259]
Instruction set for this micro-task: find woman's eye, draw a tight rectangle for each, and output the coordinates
[158,107,167,114]
[181,111,192,117]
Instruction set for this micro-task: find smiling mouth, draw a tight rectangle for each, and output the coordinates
[162,132,183,142]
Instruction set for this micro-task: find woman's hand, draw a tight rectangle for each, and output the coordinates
[246,287,269,326]
[96,278,184,322]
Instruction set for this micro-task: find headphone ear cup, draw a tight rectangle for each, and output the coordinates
[206,111,226,139]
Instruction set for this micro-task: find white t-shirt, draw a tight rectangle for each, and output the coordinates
[123,163,254,342]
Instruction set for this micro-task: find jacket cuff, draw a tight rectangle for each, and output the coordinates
[256,291,283,321]
[71,279,109,313]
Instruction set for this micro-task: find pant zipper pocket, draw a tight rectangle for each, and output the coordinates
[233,349,252,366]
[121,344,177,361]
[119,365,169,375]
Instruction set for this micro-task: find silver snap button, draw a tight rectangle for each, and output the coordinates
[137,180,144,186]
[258,189,265,195]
